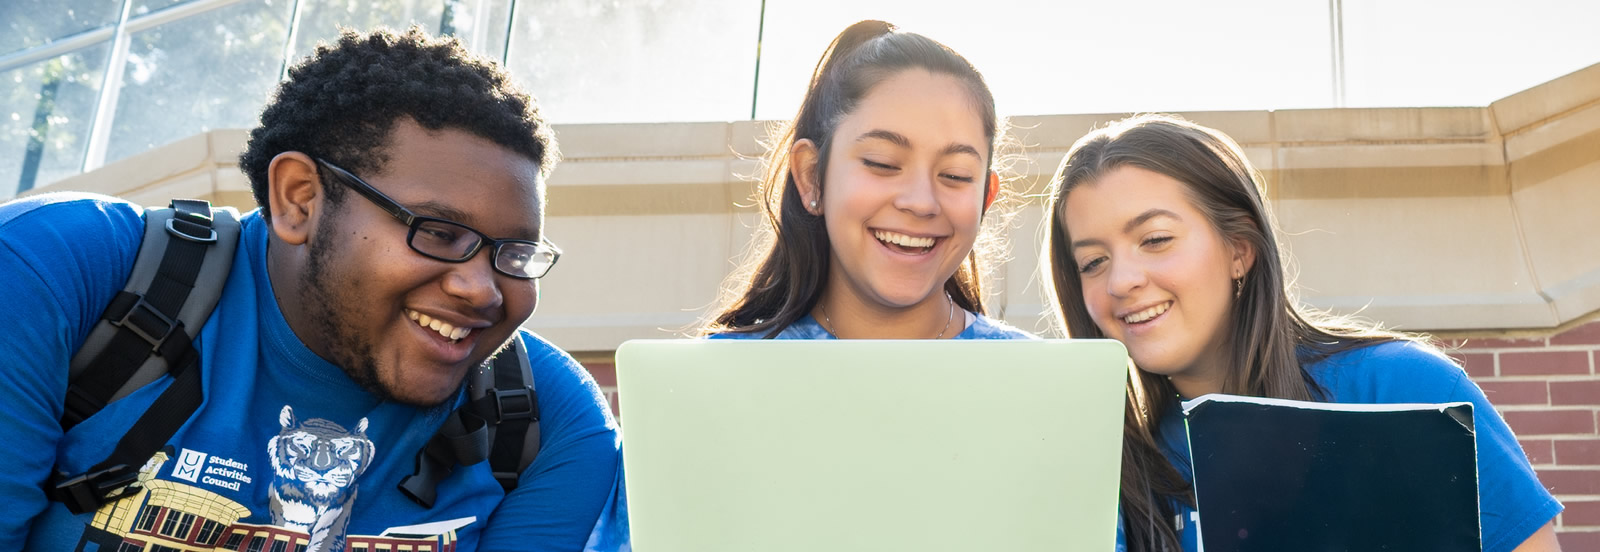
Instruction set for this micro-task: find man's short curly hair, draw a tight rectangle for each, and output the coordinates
[239,27,557,219]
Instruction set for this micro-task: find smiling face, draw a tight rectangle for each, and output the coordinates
[1061,165,1251,395]
[797,69,988,327]
[285,120,544,406]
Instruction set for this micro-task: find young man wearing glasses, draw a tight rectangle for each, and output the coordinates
[0,28,620,551]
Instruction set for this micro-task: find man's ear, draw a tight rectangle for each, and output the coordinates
[266,152,325,246]
[790,139,822,215]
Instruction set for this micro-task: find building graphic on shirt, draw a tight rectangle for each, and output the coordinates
[75,483,462,552]
[69,449,466,552]
[73,450,253,552]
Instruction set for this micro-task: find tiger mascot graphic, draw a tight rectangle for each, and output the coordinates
[268,405,375,552]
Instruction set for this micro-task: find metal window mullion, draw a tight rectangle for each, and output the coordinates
[81,0,136,172]
[0,0,246,74]
[500,0,519,66]
[1329,0,1347,107]
[125,0,249,33]
[0,27,116,74]
[82,0,250,171]
[279,0,308,81]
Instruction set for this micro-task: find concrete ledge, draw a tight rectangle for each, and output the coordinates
[1304,293,1557,331]
[26,63,1600,350]
[1492,62,1600,134]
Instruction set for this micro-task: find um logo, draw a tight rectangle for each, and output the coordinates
[173,448,207,482]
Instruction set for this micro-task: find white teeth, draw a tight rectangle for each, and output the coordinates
[874,230,935,249]
[1123,302,1171,324]
[405,309,473,342]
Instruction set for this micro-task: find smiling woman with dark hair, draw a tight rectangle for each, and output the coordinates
[704,20,1031,342]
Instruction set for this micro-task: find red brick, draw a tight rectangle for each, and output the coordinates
[1461,336,1547,349]
[1480,381,1549,405]
[1537,468,1600,494]
[585,362,617,387]
[1555,439,1600,466]
[1504,410,1596,436]
[1501,351,1591,376]
[1521,439,1555,464]
[1455,352,1496,379]
[1552,380,1600,406]
[1566,501,1600,527]
[1560,531,1600,550]
[1551,321,1600,346]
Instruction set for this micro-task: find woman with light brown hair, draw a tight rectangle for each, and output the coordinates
[1043,114,1561,552]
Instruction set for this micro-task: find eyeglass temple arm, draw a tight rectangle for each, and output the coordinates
[319,160,417,226]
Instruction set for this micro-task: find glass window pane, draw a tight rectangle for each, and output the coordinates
[289,0,513,64]
[755,0,1334,119]
[0,0,122,55]
[503,1,762,123]
[105,0,293,164]
[1343,0,1600,107]
[0,43,110,198]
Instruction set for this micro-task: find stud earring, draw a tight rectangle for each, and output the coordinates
[809,200,818,210]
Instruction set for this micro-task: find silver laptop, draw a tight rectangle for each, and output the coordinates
[616,339,1128,551]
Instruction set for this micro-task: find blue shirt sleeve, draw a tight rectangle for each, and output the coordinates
[1441,360,1562,552]
[1321,341,1561,552]
[478,332,623,551]
[583,458,631,552]
[0,193,144,541]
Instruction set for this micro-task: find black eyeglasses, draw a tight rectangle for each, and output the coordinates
[315,158,561,280]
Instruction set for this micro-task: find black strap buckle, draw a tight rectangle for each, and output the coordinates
[50,465,140,514]
[165,217,218,243]
[487,386,538,423]
[114,296,179,352]
[166,199,217,243]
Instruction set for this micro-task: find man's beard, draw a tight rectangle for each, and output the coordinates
[297,219,466,407]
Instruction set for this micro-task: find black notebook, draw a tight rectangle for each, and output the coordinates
[1183,394,1480,552]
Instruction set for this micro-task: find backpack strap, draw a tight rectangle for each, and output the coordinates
[63,199,239,429]
[50,199,239,514]
[399,337,541,508]
[483,337,541,490]
[48,353,205,514]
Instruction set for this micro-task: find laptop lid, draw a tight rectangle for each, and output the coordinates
[616,339,1127,552]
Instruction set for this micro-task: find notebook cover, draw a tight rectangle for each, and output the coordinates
[1184,395,1480,552]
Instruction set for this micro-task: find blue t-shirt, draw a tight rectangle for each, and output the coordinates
[1115,340,1561,552]
[0,193,620,551]
[585,309,1039,550]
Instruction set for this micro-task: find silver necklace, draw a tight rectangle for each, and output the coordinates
[819,293,956,339]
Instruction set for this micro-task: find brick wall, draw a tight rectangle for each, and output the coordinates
[1442,319,1600,550]
[579,319,1600,548]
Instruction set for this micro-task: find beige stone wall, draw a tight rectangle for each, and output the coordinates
[26,54,1600,552]
[33,63,1600,353]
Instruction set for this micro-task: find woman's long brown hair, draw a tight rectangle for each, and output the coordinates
[1043,114,1407,551]
[703,20,1002,337]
